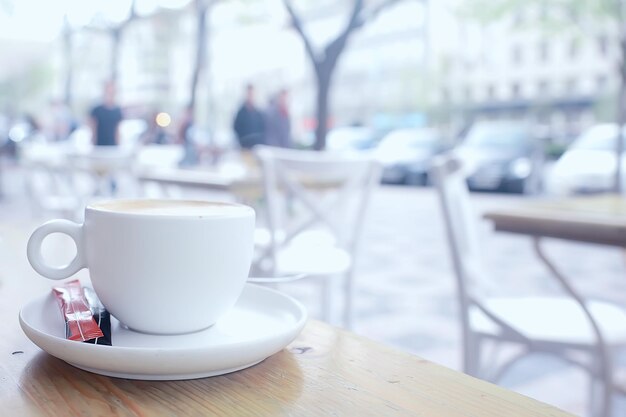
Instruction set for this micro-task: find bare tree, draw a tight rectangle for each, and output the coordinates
[84,0,140,82]
[62,16,73,107]
[283,0,405,150]
[189,0,218,112]
[109,0,139,82]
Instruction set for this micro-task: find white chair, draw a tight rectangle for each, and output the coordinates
[20,143,86,220]
[431,154,626,417]
[134,145,185,198]
[253,145,381,328]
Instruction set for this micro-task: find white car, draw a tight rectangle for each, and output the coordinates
[325,127,376,153]
[375,128,446,185]
[547,124,626,195]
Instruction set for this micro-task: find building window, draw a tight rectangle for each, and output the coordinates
[537,80,549,97]
[538,41,549,62]
[513,10,524,27]
[569,38,580,60]
[486,85,496,100]
[565,78,578,95]
[539,3,548,21]
[511,82,521,99]
[464,86,472,102]
[441,87,450,102]
[598,34,608,56]
[512,44,523,64]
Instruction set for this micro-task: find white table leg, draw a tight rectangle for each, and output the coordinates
[532,237,613,417]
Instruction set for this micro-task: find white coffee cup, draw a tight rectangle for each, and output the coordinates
[27,199,255,335]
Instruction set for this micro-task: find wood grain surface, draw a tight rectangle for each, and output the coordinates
[484,194,626,247]
[0,221,574,416]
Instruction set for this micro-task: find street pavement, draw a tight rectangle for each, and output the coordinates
[1,165,625,416]
[353,186,626,416]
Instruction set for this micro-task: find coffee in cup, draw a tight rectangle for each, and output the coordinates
[27,199,255,335]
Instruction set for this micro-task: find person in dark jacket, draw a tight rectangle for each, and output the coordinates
[89,81,123,147]
[233,84,265,149]
[265,89,291,148]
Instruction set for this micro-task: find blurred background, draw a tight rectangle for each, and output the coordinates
[1,0,624,195]
[2,1,626,416]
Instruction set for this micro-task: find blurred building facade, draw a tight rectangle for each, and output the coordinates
[4,0,620,144]
[49,0,430,144]
[429,3,618,142]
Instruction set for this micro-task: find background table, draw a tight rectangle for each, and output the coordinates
[484,194,626,247]
[0,222,573,416]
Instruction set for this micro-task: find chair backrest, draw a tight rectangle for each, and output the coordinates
[254,145,381,271]
[431,153,612,380]
[431,153,489,312]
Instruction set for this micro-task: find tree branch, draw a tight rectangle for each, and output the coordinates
[283,0,318,63]
[327,0,401,60]
[323,0,364,65]
[354,0,404,30]
[346,0,365,30]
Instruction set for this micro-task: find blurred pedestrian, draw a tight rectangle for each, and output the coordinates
[48,99,74,142]
[177,106,194,145]
[233,84,265,149]
[265,89,291,148]
[141,111,170,145]
[178,106,199,166]
[89,81,123,146]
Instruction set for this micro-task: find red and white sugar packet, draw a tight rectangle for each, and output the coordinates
[52,279,104,342]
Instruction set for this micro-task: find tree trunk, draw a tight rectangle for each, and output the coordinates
[62,21,73,107]
[617,70,626,194]
[314,70,332,150]
[616,5,626,194]
[111,29,121,82]
[312,42,346,150]
[189,0,208,112]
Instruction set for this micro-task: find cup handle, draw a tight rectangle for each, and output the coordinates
[27,219,87,280]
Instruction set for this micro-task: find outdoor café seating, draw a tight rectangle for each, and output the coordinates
[5,0,626,415]
[253,145,381,327]
[432,154,626,417]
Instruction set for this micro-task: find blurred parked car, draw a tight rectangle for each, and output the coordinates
[376,128,447,185]
[547,124,626,195]
[326,126,377,153]
[456,121,539,194]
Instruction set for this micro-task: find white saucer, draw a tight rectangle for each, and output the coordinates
[19,284,307,380]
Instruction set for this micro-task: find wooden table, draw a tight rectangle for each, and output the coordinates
[483,194,626,416]
[137,166,259,191]
[0,222,573,416]
[136,166,346,204]
[483,194,626,307]
[484,194,626,247]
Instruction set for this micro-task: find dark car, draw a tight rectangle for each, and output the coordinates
[376,128,447,185]
[456,121,539,194]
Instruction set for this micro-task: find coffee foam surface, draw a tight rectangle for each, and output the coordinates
[89,200,252,217]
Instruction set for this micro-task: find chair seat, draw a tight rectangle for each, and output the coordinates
[275,244,351,276]
[255,228,350,276]
[471,296,626,346]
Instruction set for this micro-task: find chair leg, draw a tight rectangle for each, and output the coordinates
[343,268,355,330]
[463,333,482,378]
[589,352,614,417]
[589,375,601,417]
[489,346,530,384]
[321,276,333,324]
